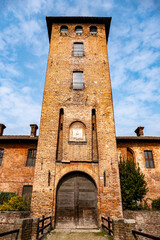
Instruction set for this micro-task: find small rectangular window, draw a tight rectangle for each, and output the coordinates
[26,149,37,166]
[144,151,154,168]
[22,185,33,202]
[73,71,83,90]
[74,43,83,56]
[0,149,4,166]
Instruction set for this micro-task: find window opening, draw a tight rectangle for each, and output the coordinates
[56,108,64,161]
[144,151,154,168]
[73,71,83,90]
[22,185,32,202]
[26,149,37,166]
[73,43,83,56]
[92,109,98,162]
[90,26,97,34]
[0,149,4,166]
[48,170,51,186]
[75,26,83,33]
[104,171,106,187]
[60,25,68,33]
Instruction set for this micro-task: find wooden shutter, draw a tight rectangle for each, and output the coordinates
[22,185,33,201]
[73,72,83,90]
[74,43,83,56]
[26,149,37,166]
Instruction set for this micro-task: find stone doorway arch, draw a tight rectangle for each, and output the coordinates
[55,171,98,229]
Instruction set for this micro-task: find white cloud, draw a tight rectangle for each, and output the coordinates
[0,79,41,135]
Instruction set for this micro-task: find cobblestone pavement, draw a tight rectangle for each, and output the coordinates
[45,230,111,240]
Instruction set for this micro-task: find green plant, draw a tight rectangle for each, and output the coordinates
[152,197,160,210]
[0,192,18,205]
[119,159,148,210]
[0,195,30,211]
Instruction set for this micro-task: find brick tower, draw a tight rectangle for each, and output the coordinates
[31,16,123,228]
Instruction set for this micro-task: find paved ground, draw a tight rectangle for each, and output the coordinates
[44,230,112,240]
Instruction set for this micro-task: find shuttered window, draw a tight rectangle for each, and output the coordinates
[74,43,83,56]
[26,149,37,166]
[73,71,83,90]
[144,151,154,168]
[0,149,4,166]
[22,185,33,201]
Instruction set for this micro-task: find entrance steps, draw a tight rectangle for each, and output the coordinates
[45,229,111,240]
[53,228,101,233]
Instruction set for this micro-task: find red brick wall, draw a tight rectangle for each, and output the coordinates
[0,141,37,195]
[117,140,160,200]
[124,210,160,237]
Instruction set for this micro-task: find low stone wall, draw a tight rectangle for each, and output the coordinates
[124,210,160,237]
[0,211,38,240]
[0,211,52,240]
[0,211,30,234]
[112,218,135,240]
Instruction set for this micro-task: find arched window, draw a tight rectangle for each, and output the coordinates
[90,26,97,34]
[127,148,134,161]
[60,25,68,33]
[75,26,83,33]
[69,121,86,141]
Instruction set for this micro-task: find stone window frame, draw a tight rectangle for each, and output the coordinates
[144,150,155,168]
[68,121,87,144]
[26,149,37,167]
[0,148,4,166]
[90,26,97,34]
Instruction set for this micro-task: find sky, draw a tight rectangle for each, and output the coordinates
[0,0,160,136]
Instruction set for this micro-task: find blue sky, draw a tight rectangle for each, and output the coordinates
[0,0,160,136]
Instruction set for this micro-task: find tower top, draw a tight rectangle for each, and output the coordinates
[46,16,111,42]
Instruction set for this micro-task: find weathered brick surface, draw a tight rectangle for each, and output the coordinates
[31,21,123,222]
[124,210,160,237]
[117,140,160,200]
[0,211,38,240]
[0,142,36,194]
[112,218,135,240]
[0,211,30,234]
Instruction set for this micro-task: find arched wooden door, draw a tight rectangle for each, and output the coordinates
[56,172,98,228]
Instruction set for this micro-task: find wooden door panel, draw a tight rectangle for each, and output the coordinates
[56,172,98,228]
[56,175,76,228]
[77,175,97,228]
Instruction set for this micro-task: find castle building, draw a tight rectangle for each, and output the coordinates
[0,17,160,228]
